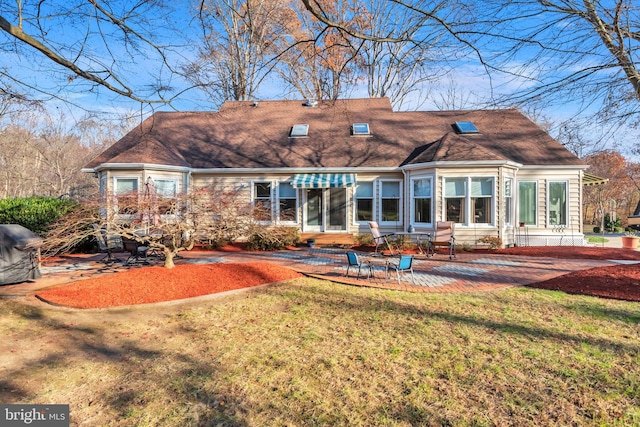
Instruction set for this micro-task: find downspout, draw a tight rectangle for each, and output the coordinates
[402,168,408,232]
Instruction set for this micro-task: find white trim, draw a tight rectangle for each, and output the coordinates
[519,164,588,171]
[401,160,522,170]
[85,164,400,174]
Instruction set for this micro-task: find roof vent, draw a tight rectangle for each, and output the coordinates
[304,99,318,107]
[251,101,259,108]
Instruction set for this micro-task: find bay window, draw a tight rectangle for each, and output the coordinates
[444,177,495,225]
[412,178,432,225]
[505,178,513,226]
[445,178,466,223]
[471,178,493,224]
[114,177,138,215]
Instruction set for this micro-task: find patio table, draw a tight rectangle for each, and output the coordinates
[393,232,431,255]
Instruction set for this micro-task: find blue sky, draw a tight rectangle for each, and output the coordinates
[1,0,638,158]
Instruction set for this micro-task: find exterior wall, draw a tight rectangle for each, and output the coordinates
[513,168,585,247]
[99,166,586,247]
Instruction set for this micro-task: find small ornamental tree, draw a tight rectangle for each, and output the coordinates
[44,182,263,268]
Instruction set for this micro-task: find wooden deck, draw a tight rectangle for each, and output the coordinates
[300,233,356,247]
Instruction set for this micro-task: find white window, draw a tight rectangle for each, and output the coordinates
[154,179,178,198]
[445,177,495,225]
[548,181,568,226]
[412,178,432,225]
[253,181,272,221]
[380,180,401,224]
[471,178,493,224]
[114,177,139,215]
[518,181,537,226]
[354,181,374,222]
[505,178,513,226]
[278,182,298,223]
[445,178,466,223]
[149,178,178,215]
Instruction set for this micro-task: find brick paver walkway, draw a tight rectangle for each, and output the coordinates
[0,247,621,297]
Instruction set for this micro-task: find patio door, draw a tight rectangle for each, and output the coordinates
[304,188,348,232]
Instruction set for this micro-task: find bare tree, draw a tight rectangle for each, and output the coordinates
[477,1,640,131]
[187,0,295,106]
[0,1,192,105]
[361,0,452,109]
[0,108,129,198]
[275,0,370,101]
[44,182,262,268]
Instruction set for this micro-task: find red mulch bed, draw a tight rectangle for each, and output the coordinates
[36,262,302,309]
[35,246,640,309]
[490,246,640,302]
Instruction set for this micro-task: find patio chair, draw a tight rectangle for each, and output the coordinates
[122,237,149,265]
[426,221,456,259]
[345,251,374,279]
[92,224,122,263]
[367,221,399,256]
[386,255,415,283]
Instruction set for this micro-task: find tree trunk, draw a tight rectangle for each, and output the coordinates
[163,249,175,268]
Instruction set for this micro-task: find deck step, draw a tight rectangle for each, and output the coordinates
[300,233,355,247]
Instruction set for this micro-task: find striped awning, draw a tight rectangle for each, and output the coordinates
[291,173,356,188]
[583,172,609,186]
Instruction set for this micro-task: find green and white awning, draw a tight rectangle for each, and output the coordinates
[291,173,356,188]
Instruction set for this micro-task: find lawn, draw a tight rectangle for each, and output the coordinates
[2,279,639,426]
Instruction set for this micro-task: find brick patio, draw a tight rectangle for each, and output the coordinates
[0,247,618,297]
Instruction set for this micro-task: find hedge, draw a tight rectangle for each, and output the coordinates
[0,197,78,235]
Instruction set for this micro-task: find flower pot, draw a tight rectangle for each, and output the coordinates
[306,239,316,248]
[621,236,639,249]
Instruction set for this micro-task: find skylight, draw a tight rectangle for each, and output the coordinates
[352,123,370,135]
[290,124,309,137]
[454,121,479,134]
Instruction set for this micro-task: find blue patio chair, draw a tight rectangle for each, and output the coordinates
[345,251,374,279]
[386,255,415,283]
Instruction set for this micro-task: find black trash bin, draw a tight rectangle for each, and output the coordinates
[0,224,43,285]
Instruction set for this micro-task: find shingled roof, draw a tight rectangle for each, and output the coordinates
[84,98,585,170]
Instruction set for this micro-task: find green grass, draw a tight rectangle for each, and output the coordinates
[1,280,639,426]
[586,235,609,244]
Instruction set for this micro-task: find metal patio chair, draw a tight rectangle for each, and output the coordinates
[426,221,456,259]
[367,221,399,256]
[345,251,374,279]
[386,255,415,283]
